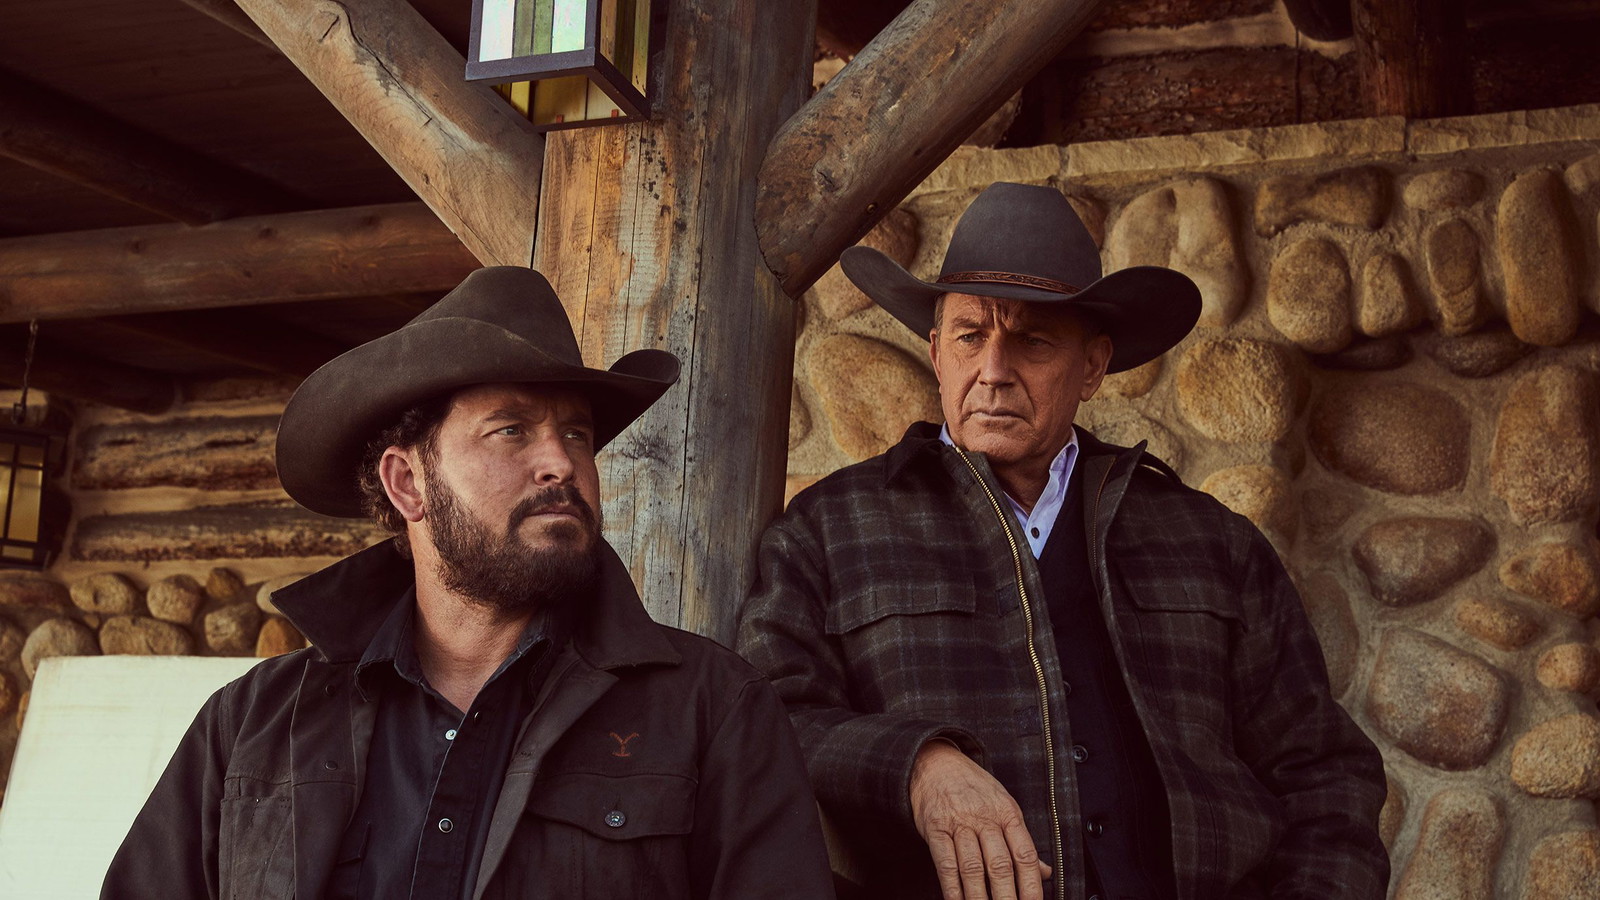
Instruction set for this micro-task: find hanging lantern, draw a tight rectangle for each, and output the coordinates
[0,321,64,570]
[467,0,652,131]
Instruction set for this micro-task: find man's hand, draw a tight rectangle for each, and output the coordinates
[909,740,1052,900]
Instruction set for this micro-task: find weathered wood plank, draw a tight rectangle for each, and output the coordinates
[73,415,279,491]
[1352,0,1469,118]
[232,0,544,267]
[535,0,815,642]
[0,68,303,225]
[757,0,1107,295]
[97,310,349,378]
[0,203,476,322]
[71,505,383,562]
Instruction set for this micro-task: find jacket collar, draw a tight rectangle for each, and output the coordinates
[272,537,680,671]
[883,419,1175,487]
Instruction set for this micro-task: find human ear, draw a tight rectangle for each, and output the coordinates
[928,329,943,379]
[378,447,426,523]
[1079,334,1114,401]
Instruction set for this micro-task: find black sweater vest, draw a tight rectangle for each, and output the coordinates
[1035,470,1174,900]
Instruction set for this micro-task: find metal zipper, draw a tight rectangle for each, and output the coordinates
[953,448,1065,900]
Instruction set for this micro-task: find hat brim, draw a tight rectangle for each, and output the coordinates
[276,317,679,518]
[839,246,1201,373]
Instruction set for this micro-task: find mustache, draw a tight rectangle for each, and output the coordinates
[508,483,598,531]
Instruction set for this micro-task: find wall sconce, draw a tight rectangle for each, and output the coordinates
[467,0,652,131]
[0,322,65,569]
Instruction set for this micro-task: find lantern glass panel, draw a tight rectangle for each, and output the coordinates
[9,465,41,544]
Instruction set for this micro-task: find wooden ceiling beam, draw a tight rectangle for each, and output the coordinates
[0,336,175,414]
[175,0,278,49]
[231,0,544,267]
[0,68,306,225]
[1353,0,1470,118]
[756,0,1108,296]
[0,202,477,323]
[96,309,351,378]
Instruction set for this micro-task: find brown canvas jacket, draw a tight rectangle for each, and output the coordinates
[102,540,833,900]
[736,422,1388,900]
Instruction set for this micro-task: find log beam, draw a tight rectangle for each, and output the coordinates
[97,310,350,378]
[232,0,543,267]
[757,0,1107,296]
[0,68,304,225]
[1352,0,1469,118]
[534,0,816,641]
[0,337,175,414]
[0,203,476,322]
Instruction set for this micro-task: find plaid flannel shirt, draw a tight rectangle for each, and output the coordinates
[736,423,1388,900]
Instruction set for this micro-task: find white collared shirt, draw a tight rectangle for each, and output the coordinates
[940,424,1079,559]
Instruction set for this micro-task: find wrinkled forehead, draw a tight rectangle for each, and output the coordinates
[445,382,594,424]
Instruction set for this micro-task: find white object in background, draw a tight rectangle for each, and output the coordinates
[0,655,261,899]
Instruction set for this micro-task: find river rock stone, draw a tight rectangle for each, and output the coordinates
[1076,406,1186,473]
[1418,327,1532,378]
[1392,788,1503,900]
[1454,596,1542,650]
[69,572,141,615]
[1379,773,1407,850]
[1500,169,1583,346]
[1499,541,1600,619]
[1300,486,1359,543]
[1065,195,1106,247]
[1353,517,1493,606]
[206,567,247,604]
[1107,182,1176,271]
[1490,366,1600,525]
[1310,336,1411,371]
[1403,169,1485,210]
[1254,166,1389,236]
[0,615,23,664]
[1366,629,1509,770]
[1267,238,1353,353]
[205,602,263,655]
[0,571,69,610]
[1175,339,1303,443]
[146,574,205,624]
[99,615,194,656]
[812,208,920,321]
[1567,153,1600,195]
[256,617,306,658]
[789,384,812,450]
[1424,219,1488,335]
[1510,714,1600,798]
[1200,465,1294,543]
[1173,178,1249,327]
[1299,574,1359,697]
[1099,356,1163,399]
[1309,382,1470,494]
[256,574,307,616]
[0,670,16,717]
[809,334,941,461]
[21,617,100,678]
[1536,642,1600,693]
[1524,830,1600,900]
[1357,253,1425,337]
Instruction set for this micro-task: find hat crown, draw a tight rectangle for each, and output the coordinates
[939,182,1102,291]
[413,266,583,365]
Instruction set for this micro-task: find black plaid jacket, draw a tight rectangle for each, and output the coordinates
[736,423,1388,900]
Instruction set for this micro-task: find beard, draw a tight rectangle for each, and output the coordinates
[424,475,602,615]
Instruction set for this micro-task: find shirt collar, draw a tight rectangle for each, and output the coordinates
[938,424,1079,503]
[354,588,552,702]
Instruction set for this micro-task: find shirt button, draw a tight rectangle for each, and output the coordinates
[445,729,457,741]
[1086,819,1104,837]
[1071,744,1088,763]
[604,810,626,828]
[438,818,454,833]
[1030,527,1040,538]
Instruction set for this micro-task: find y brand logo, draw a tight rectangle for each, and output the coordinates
[610,732,640,758]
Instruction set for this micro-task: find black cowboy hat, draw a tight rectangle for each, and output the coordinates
[840,181,1201,373]
[276,266,680,518]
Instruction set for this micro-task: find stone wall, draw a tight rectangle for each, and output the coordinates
[789,105,1600,897]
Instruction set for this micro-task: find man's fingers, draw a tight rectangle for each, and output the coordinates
[954,827,990,900]
[1001,818,1044,900]
[976,827,1019,900]
[928,829,965,900]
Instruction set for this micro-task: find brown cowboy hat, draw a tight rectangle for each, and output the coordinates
[840,181,1201,373]
[276,266,679,518]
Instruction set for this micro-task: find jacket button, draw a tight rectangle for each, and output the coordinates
[438,818,454,833]
[1071,744,1088,763]
[1086,819,1104,837]
[604,810,626,828]
[323,683,337,696]
[323,760,339,770]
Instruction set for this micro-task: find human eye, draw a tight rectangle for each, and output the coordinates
[492,424,523,437]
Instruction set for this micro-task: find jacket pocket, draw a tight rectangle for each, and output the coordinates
[218,779,294,900]
[520,771,696,898]
[1121,572,1243,739]
[824,582,978,635]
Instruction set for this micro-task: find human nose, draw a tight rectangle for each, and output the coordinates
[528,433,576,484]
[976,338,1017,386]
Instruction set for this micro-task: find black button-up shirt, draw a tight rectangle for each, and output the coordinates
[327,591,558,900]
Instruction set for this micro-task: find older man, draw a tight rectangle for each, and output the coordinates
[104,266,832,900]
[738,183,1387,900]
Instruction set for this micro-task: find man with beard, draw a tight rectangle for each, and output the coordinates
[102,266,833,900]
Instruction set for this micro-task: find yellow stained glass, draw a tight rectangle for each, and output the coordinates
[9,465,41,543]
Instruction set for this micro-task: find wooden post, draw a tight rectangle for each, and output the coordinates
[534,0,816,641]
[0,203,475,322]
[757,0,1107,295]
[1352,0,1469,118]
[231,0,544,267]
